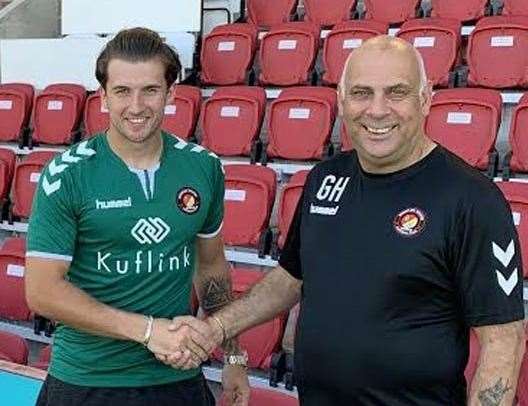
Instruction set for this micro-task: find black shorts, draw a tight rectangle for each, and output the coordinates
[36,373,215,406]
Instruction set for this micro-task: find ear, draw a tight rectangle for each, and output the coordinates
[165,84,176,106]
[420,80,433,117]
[100,87,109,111]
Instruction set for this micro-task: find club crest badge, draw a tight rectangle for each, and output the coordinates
[393,208,426,237]
[177,187,200,214]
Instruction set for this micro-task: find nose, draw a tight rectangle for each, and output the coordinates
[365,92,391,119]
[128,91,145,114]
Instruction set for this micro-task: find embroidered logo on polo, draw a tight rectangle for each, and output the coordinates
[177,187,200,214]
[393,208,426,236]
[131,217,171,244]
[42,141,96,196]
[492,240,518,296]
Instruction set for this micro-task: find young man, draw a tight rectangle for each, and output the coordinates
[193,36,525,405]
[25,27,249,406]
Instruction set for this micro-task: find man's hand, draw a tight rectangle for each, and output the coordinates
[221,364,250,406]
[148,317,213,370]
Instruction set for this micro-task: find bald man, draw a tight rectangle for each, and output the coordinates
[171,36,525,405]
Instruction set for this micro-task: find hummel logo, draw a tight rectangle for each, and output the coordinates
[492,240,515,268]
[496,269,518,296]
[131,217,171,244]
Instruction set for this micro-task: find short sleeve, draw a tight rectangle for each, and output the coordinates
[279,189,304,280]
[27,165,77,261]
[197,158,224,238]
[453,185,524,327]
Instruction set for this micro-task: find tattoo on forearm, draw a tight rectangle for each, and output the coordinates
[477,378,512,406]
[200,276,232,314]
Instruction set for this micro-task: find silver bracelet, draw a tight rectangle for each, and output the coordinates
[142,315,154,347]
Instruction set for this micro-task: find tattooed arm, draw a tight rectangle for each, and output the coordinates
[468,321,525,406]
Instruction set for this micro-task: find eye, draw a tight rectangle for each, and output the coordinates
[349,89,370,99]
[115,88,129,96]
[145,87,159,95]
[387,87,410,100]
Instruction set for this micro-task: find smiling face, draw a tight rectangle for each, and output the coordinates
[102,57,173,145]
[338,38,432,173]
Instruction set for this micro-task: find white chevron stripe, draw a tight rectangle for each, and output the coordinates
[48,159,68,176]
[492,240,515,268]
[42,176,61,196]
[76,141,96,156]
[174,139,188,150]
[191,145,205,153]
[61,149,81,163]
[496,268,518,296]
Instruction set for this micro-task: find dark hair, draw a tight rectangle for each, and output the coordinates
[95,27,181,89]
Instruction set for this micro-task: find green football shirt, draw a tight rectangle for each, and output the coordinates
[27,132,224,387]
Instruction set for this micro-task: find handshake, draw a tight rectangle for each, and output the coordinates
[144,315,226,370]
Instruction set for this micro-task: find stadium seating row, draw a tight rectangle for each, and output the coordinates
[201,16,528,88]
[3,82,528,175]
[245,0,528,27]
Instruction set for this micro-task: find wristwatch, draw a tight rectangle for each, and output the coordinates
[224,350,249,368]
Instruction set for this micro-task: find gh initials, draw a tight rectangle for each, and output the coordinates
[316,175,350,202]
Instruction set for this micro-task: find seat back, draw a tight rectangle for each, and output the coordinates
[467,16,528,88]
[259,22,320,86]
[0,83,34,142]
[303,0,356,27]
[12,151,57,219]
[0,237,30,321]
[363,0,420,24]
[162,85,202,140]
[31,345,52,370]
[425,88,502,169]
[201,86,266,157]
[322,20,389,85]
[495,180,528,278]
[397,18,461,87]
[84,90,109,137]
[509,93,528,173]
[0,331,29,365]
[223,165,276,247]
[431,0,488,22]
[201,23,258,86]
[267,86,337,160]
[0,148,16,200]
[277,170,309,249]
[247,0,298,29]
[33,83,87,144]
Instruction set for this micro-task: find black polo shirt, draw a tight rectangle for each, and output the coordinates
[279,146,524,406]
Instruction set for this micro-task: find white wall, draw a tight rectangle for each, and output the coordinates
[62,0,202,35]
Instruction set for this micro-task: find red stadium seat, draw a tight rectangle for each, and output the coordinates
[494,180,528,278]
[0,148,16,201]
[162,85,202,140]
[274,170,309,256]
[363,0,421,24]
[467,16,528,89]
[200,23,258,86]
[507,93,528,174]
[266,87,337,161]
[247,0,298,29]
[200,86,265,157]
[430,0,489,22]
[11,151,57,219]
[425,88,502,172]
[0,237,30,321]
[303,0,356,27]
[83,90,108,137]
[0,331,29,365]
[221,387,298,406]
[503,0,528,16]
[340,122,354,153]
[223,165,276,248]
[213,268,287,369]
[259,22,320,87]
[397,18,461,87]
[32,83,86,145]
[322,20,389,85]
[31,345,51,370]
[0,83,34,143]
